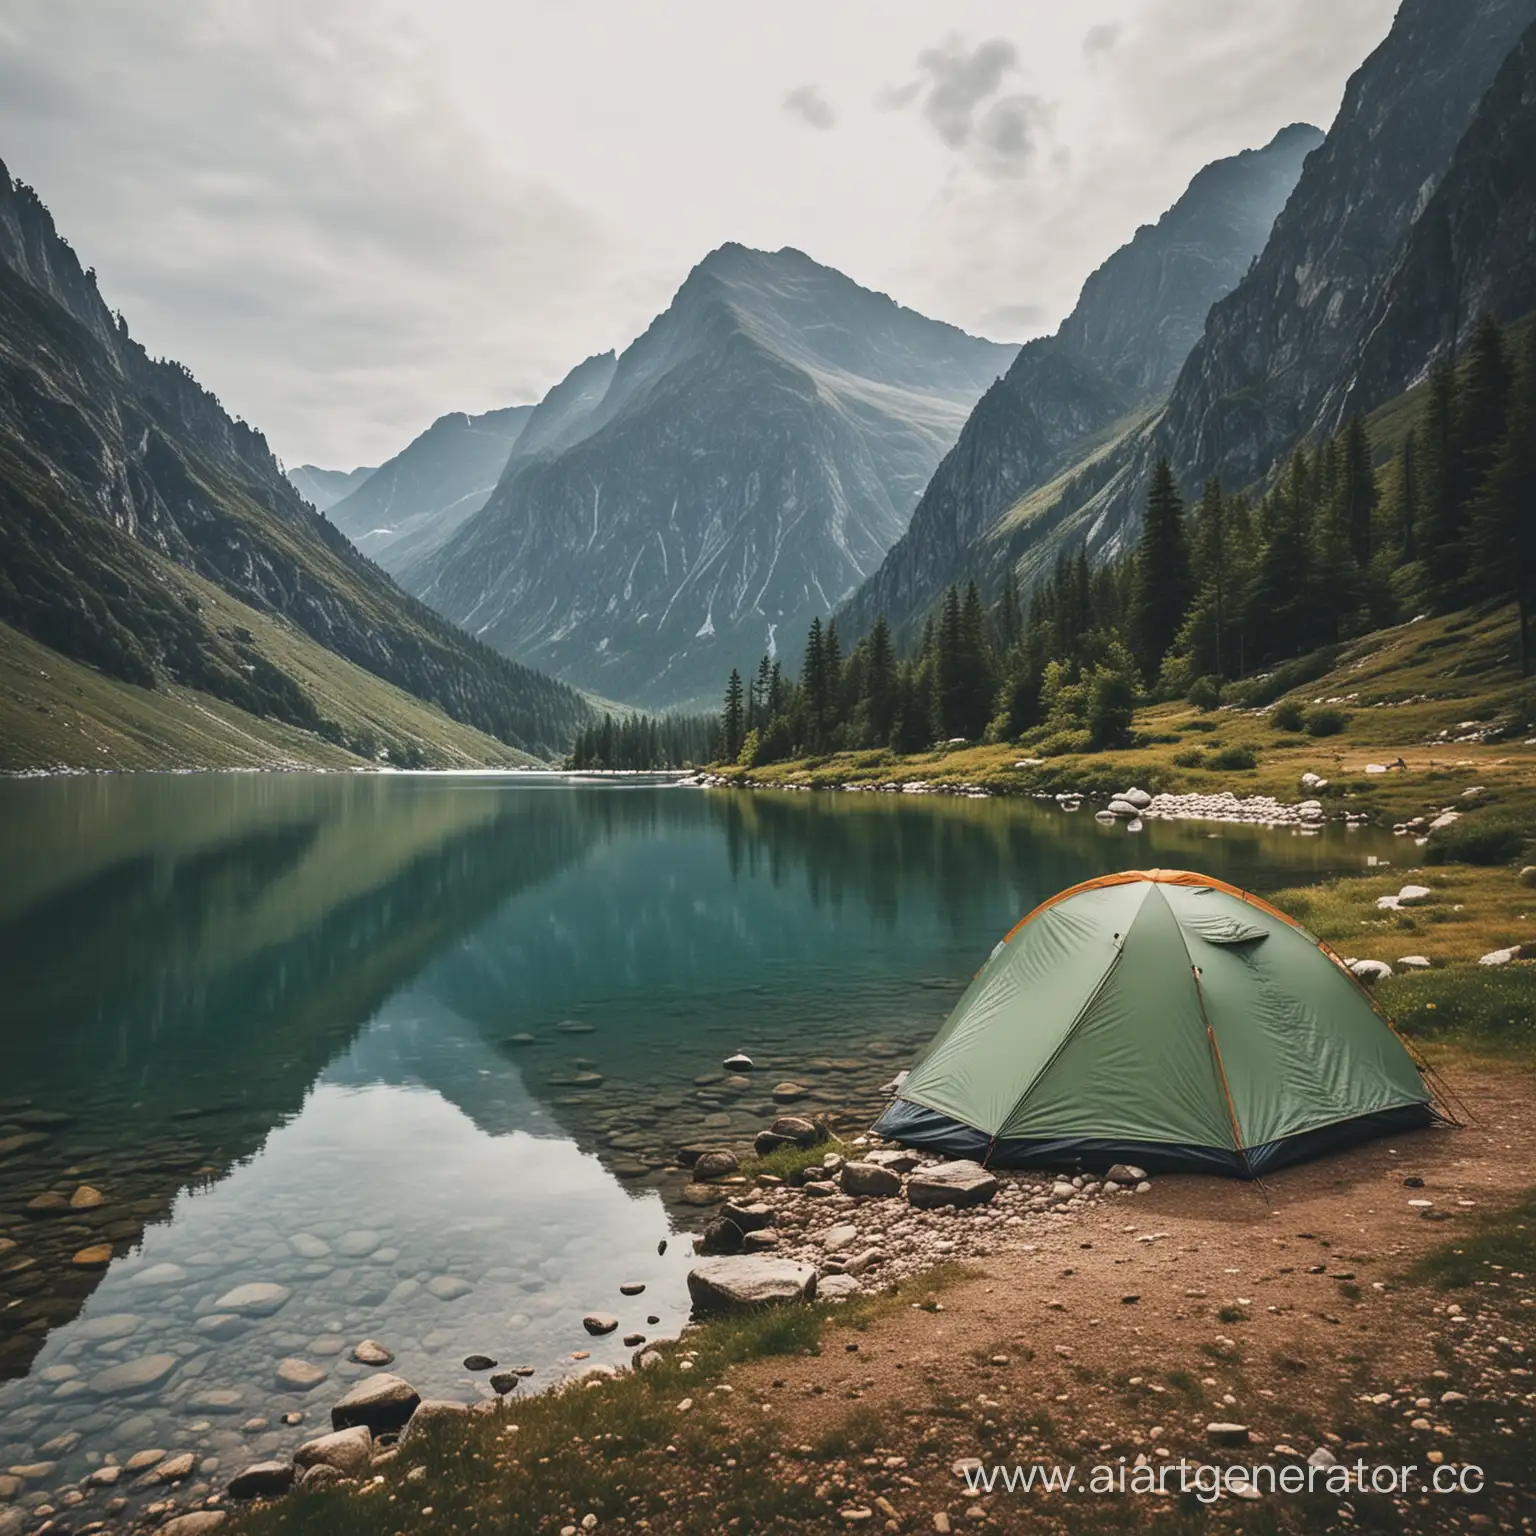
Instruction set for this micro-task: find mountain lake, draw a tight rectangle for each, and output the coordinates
[0,773,1404,1507]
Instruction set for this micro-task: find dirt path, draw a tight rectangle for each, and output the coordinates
[716,1061,1535,1533]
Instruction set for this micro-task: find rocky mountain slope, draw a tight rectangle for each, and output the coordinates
[327,404,532,575]
[988,0,1536,596]
[287,462,374,511]
[1330,16,1536,424]
[1155,0,1536,495]
[0,157,593,763]
[407,244,1016,709]
[840,123,1321,642]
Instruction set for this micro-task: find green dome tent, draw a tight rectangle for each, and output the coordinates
[874,870,1437,1177]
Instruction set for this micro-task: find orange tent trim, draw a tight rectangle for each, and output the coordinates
[999,868,1308,946]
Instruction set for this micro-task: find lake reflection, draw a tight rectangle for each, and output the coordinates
[0,773,1398,1502]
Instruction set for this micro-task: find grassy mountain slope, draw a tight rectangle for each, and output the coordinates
[711,601,1535,831]
[0,159,594,765]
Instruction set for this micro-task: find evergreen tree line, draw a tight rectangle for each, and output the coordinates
[713,312,1536,766]
[566,711,717,770]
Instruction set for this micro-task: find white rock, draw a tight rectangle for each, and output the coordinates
[1397,955,1432,970]
[1397,884,1432,905]
[1347,958,1393,984]
[686,1257,818,1312]
[1479,947,1521,966]
[1123,788,1152,808]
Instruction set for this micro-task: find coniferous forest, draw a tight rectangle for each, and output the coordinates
[712,313,1536,767]
[566,711,717,770]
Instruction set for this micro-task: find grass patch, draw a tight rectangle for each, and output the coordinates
[1406,1187,1536,1289]
[1379,966,1536,1053]
[1424,814,1532,866]
[738,1135,845,1183]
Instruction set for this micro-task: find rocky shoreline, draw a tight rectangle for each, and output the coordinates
[0,1082,1164,1536]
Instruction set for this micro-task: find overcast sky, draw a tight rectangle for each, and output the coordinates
[0,0,1400,469]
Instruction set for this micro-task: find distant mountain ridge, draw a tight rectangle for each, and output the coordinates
[287,462,374,511]
[977,0,1536,601]
[407,243,1016,709]
[839,122,1322,643]
[327,404,532,574]
[0,156,593,762]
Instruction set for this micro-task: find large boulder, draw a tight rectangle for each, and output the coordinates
[227,1462,295,1500]
[159,1516,226,1536]
[294,1425,373,1476]
[330,1373,420,1434]
[692,1149,740,1181]
[401,1400,471,1444]
[906,1160,999,1209]
[840,1161,902,1198]
[864,1148,921,1173]
[687,1257,818,1313]
[721,1200,773,1232]
[696,1217,745,1255]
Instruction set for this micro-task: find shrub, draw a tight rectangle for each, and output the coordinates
[1187,675,1222,712]
[1038,729,1093,756]
[1172,749,1205,768]
[1209,744,1257,770]
[1270,699,1306,732]
[1305,707,1350,737]
[1225,646,1341,709]
[1423,815,1531,867]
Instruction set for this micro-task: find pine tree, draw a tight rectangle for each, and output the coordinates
[1398,428,1419,562]
[934,586,966,737]
[1471,324,1536,674]
[722,669,746,761]
[864,616,898,744]
[958,581,997,737]
[1128,457,1194,683]
[1417,354,1464,608]
[802,617,828,748]
[1338,415,1378,567]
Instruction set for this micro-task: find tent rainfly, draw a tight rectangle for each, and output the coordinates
[874,870,1438,1177]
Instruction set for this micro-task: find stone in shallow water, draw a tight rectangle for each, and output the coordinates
[128,1262,186,1287]
[194,1314,247,1341]
[76,1314,144,1339]
[618,1281,646,1296]
[556,1020,595,1034]
[462,1354,497,1371]
[333,1230,381,1259]
[288,1233,331,1260]
[72,1244,113,1268]
[70,1185,105,1208]
[189,1388,246,1414]
[330,1373,420,1433]
[89,1353,178,1396]
[488,1371,520,1395]
[583,1314,619,1336]
[213,1282,291,1317]
[426,1275,473,1301]
[275,1358,327,1392]
[349,1338,394,1367]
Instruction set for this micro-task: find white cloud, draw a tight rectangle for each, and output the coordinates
[0,0,1404,466]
